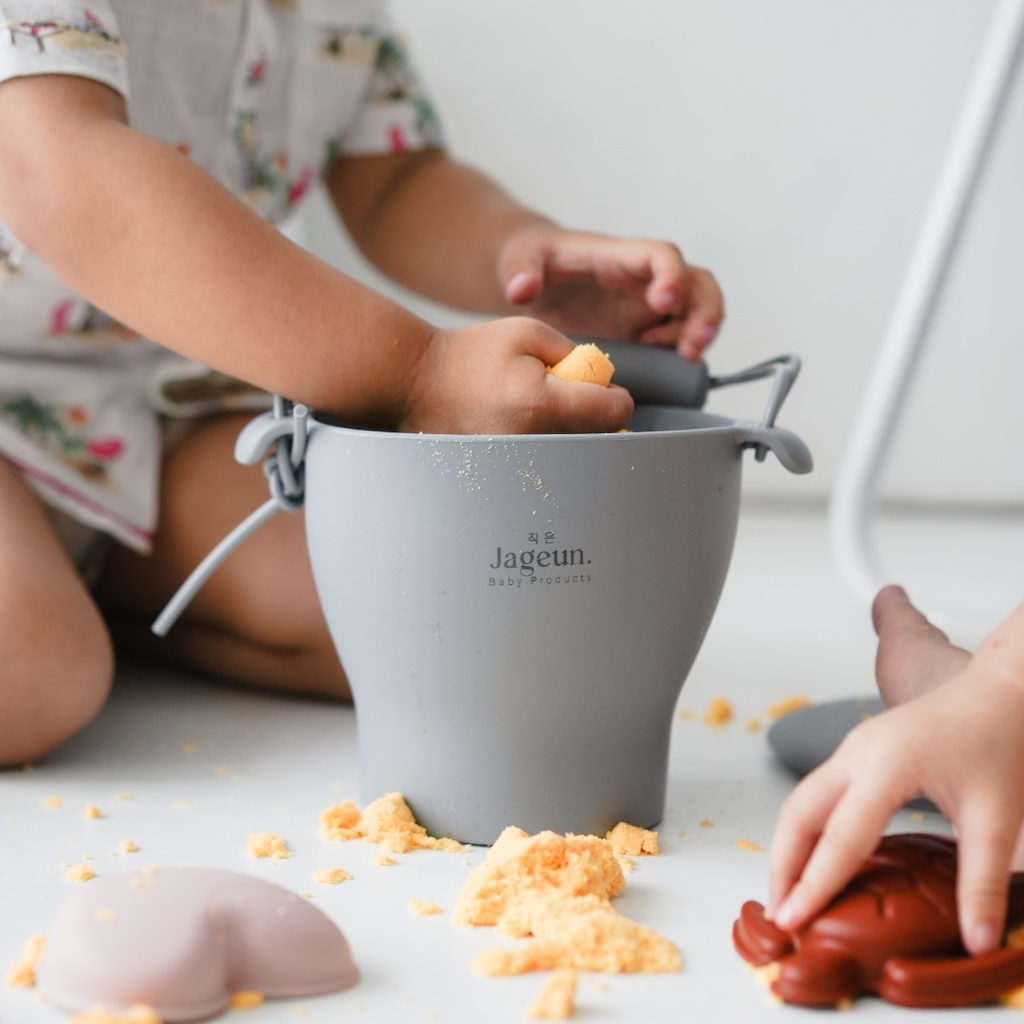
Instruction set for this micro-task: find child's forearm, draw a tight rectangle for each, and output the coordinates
[0,76,434,422]
[326,149,554,313]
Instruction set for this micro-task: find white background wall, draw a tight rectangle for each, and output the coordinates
[297,0,1024,506]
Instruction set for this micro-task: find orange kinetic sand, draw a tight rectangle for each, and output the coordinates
[454,827,679,977]
[527,968,577,1019]
[605,822,660,857]
[319,792,467,854]
[453,827,625,926]
[474,894,681,975]
[547,344,615,386]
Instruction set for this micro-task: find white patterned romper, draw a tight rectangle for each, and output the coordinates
[0,0,441,573]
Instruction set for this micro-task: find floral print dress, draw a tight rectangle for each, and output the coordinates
[0,0,441,552]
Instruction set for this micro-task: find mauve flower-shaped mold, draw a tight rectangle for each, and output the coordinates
[36,867,359,1021]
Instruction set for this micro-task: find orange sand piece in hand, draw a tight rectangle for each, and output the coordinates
[319,792,466,854]
[474,894,681,975]
[527,968,577,1019]
[605,822,660,857]
[453,827,625,927]
[547,344,615,386]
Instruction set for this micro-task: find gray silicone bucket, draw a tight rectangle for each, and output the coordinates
[154,346,811,845]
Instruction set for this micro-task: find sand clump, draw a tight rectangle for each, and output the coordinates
[319,792,468,854]
[454,826,679,977]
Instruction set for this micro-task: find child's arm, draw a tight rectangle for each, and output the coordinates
[0,75,631,433]
[327,150,723,361]
[768,598,1024,955]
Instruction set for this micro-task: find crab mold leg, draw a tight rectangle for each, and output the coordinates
[880,947,1024,1008]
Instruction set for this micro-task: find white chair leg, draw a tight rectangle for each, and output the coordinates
[829,0,1024,627]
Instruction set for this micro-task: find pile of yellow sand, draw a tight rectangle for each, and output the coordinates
[454,825,679,977]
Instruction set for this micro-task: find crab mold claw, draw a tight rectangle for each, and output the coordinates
[732,900,792,965]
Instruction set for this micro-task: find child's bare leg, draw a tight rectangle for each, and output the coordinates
[97,414,350,700]
[0,458,113,765]
[872,584,971,707]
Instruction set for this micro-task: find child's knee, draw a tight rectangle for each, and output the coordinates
[0,593,114,766]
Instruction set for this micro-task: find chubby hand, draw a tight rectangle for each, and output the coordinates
[768,590,1024,957]
[398,317,634,435]
[497,225,723,362]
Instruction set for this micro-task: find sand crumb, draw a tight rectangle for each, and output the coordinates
[248,833,291,859]
[41,795,63,810]
[408,899,442,916]
[68,1007,160,1024]
[229,990,265,1010]
[1001,927,1024,1005]
[767,696,811,719]
[4,934,46,988]
[62,863,95,883]
[93,907,117,923]
[702,697,733,726]
[698,819,715,828]
[526,969,577,1019]
[737,839,763,852]
[119,839,138,854]
[605,822,659,857]
[312,867,352,885]
[375,855,398,867]
[84,803,103,819]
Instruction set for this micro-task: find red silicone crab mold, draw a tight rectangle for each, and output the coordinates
[733,833,1024,1008]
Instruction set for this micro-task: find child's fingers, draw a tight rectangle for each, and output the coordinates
[543,377,634,434]
[955,804,1020,954]
[768,763,849,916]
[771,771,904,932]
[503,261,546,306]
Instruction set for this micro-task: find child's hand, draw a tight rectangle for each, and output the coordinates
[498,225,723,362]
[398,317,634,435]
[768,591,1024,957]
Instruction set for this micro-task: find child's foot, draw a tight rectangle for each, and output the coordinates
[872,584,971,707]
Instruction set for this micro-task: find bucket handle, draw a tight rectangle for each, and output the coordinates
[150,396,309,636]
[710,354,800,431]
[709,354,802,462]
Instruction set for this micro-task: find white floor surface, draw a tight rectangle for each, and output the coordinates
[1,500,1022,1022]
